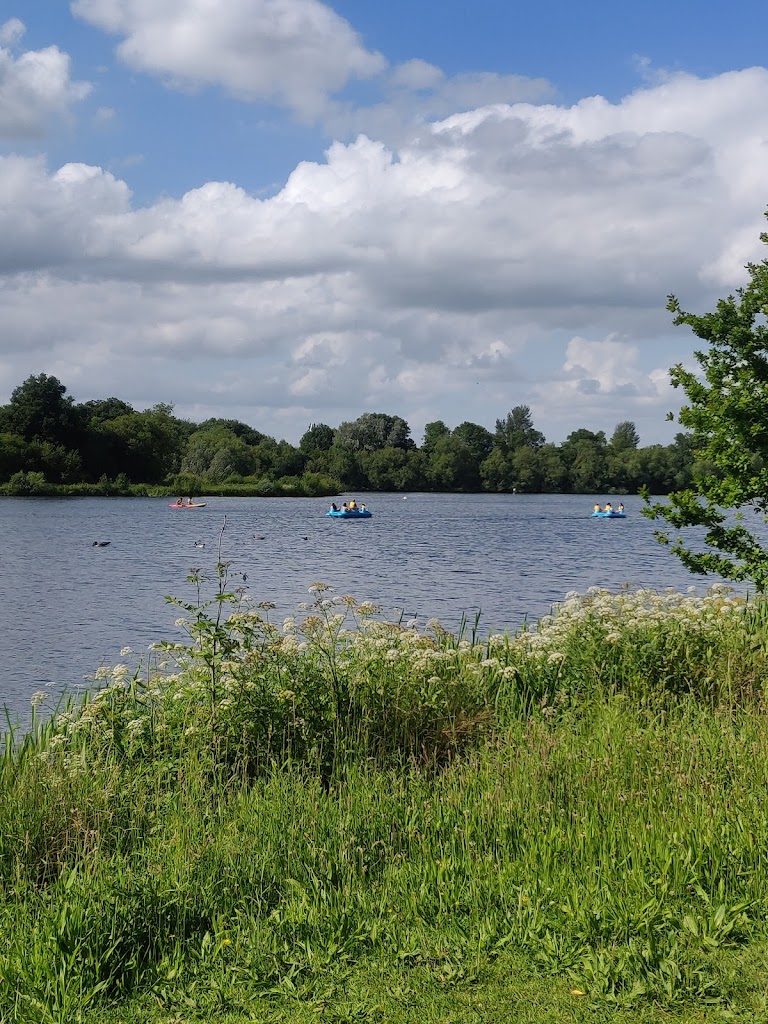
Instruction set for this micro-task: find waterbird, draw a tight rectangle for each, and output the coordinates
[92,541,110,547]
[194,541,205,548]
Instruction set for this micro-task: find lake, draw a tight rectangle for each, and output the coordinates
[0,492,730,723]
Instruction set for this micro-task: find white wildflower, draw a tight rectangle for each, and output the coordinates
[308,582,331,594]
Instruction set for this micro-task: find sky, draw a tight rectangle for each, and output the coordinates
[3,2,768,447]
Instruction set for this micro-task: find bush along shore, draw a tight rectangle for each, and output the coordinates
[0,470,342,499]
[4,567,768,1023]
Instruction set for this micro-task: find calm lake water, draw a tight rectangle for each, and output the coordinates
[0,492,732,723]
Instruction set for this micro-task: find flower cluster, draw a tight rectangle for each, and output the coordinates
[44,581,759,773]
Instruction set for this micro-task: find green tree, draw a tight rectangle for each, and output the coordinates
[426,434,476,490]
[324,443,366,489]
[560,429,607,492]
[78,397,135,424]
[360,448,425,491]
[299,423,335,454]
[421,420,450,456]
[480,448,513,492]
[181,429,225,477]
[207,437,259,481]
[270,440,305,478]
[3,373,83,447]
[667,432,695,490]
[336,413,413,451]
[453,421,494,464]
[103,405,187,483]
[536,444,568,492]
[609,420,640,451]
[0,433,30,482]
[494,406,545,455]
[645,217,768,588]
[197,418,265,446]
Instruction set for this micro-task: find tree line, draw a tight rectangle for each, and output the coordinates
[0,373,695,496]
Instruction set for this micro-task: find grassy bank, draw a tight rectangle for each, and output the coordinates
[3,575,768,1022]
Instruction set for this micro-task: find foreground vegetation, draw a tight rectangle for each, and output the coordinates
[4,568,768,1022]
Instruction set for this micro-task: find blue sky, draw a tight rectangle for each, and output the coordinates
[2,0,768,446]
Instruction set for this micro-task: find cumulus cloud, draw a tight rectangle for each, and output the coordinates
[527,335,675,440]
[71,0,385,116]
[2,66,768,440]
[0,18,24,46]
[0,20,91,137]
[324,61,556,145]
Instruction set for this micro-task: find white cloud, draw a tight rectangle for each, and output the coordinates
[71,0,385,116]
[0,21,91,137]
[2,67,768,441]
[0,18,25,46]
[527,335,676,441]
[93,105,115,124]
[324,62,555,145]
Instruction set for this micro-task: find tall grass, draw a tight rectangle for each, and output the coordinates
[3,573,768,1021]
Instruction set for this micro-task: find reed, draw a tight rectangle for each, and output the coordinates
[3,577,768,1022]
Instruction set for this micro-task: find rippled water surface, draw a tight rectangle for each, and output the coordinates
[0,492,727,720]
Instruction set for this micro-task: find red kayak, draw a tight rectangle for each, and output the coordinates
[168,502,207,508]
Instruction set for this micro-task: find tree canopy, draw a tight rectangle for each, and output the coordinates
[644,213,768,589]
[0,375,691,496]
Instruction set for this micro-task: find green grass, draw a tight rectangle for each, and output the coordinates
[4,577,768,1023]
